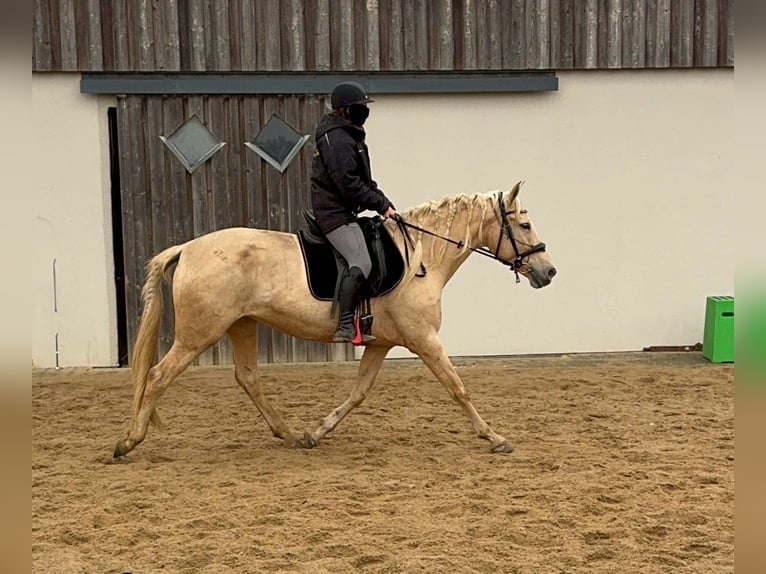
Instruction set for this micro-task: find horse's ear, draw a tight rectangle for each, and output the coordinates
[508,180,523,205]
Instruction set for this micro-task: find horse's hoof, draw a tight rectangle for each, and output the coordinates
[113,439,133,458]
[303,431,317,449]
[490,440,514,454]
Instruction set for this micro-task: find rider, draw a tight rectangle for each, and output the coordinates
[310,81,397,344]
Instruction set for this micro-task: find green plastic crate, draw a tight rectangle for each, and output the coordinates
[703,296,734,363]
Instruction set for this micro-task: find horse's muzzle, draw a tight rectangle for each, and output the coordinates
[529,265,557,289]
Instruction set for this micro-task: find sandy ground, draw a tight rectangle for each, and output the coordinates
[32,352,733,574]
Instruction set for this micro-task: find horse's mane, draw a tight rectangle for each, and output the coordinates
[390,191,513,265]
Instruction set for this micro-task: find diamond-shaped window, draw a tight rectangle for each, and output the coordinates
[160,114,226,173]
[246,114,310,173]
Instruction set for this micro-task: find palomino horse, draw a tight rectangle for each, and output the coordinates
[113,181,556,457]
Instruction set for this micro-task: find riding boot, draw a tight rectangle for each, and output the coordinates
[333,267,375,344]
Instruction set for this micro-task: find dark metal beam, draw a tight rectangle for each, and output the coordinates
[81,73,558,95]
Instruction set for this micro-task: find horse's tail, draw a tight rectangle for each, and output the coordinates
[131,243,184,431]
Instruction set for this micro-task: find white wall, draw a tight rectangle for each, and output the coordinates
[32,75,117,367]
[368,69,735,357]
[30,70,734,365]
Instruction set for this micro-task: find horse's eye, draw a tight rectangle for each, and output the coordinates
[520,223,531,230]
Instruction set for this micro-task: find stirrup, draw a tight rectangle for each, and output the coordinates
[352,315,375,346]
[332,324,376,345]
[353,333,376,346]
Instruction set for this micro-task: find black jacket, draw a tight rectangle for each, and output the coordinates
[310,114,393,234]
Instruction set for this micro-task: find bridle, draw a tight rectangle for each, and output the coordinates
[493,190,547,279]
[394,191,547,282]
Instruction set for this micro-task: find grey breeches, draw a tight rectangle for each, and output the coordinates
[325,222,372,279]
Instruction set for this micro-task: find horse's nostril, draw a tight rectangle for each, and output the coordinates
[548,267,557,279]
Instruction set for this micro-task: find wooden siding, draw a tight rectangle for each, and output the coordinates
[33,0,733,72]
[116,94,354,365]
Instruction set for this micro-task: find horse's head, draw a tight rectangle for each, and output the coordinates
[488,181,556,289]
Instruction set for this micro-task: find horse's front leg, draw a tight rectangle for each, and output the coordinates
[303,344,390,448]
[411,333,513,453]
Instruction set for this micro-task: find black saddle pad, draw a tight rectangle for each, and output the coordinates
[298,218,405,301]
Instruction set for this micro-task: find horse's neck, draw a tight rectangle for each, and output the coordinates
[404,193,495,284]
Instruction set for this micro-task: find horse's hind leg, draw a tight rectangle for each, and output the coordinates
[114,343,199,457]
[227,318,300,447]
[410,333,513,453]
[304,344,390,448]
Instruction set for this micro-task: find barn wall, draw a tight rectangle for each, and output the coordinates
[32,75,118,367]
[30,68,734,366]
[32,0,734,72]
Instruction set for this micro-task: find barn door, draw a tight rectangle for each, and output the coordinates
[115,94,353,366]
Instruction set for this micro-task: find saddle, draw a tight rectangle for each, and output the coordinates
[297,210,405,302]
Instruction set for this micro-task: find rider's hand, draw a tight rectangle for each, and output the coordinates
[383,206,397,220]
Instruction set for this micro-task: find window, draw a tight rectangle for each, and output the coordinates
[159,114,226,173]
[245,114,309,173]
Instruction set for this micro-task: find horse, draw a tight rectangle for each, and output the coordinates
[113,181,556,458]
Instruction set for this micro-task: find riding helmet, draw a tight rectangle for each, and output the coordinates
[331,81,374,109]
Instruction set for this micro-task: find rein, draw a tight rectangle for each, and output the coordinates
[394,192,546,283]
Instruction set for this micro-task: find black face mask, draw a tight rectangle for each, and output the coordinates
[348,104,370,126]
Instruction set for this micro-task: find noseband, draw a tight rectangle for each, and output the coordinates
[394,191,547,282]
